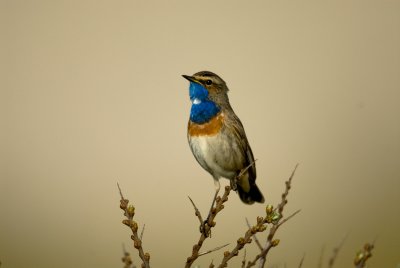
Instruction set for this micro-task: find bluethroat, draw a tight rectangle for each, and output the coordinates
[183,71,265,205]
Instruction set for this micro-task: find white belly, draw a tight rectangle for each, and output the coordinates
[188,134,244,180]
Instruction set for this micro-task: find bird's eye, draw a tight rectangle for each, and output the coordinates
[205,80,212,85]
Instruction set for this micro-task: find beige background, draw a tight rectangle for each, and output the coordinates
[1,1,399,267]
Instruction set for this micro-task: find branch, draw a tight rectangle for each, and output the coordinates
[217,213,273,268]
[277,164,298,215]
[199,243,230,257]
[185,186,231,268]
[140,224,146,241]
[328,234,348,268]
[241,249,247,268]
[209,260,215,268]
[118,183,150,268]
[246,217,263,251]
[188,196,204,226]
[298,254,305,268]
[218,164,300,268]
[245,209,300,268]
[247,164,300,268]
[354,243,374,268]
[215,161,286,268]
[277,209,301,228]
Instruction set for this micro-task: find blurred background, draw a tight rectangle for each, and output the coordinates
[1,1,399,267]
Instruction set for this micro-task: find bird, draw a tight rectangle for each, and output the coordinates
[183,71,265,205]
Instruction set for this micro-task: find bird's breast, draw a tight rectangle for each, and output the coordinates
[187,114,246,180]
[188,112,225,137]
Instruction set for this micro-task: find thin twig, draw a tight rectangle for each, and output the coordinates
[209,260,215,268]
[117,183,150,268]
[246,217,263,251]
[185,186,231,268]
[238,159,258,179]
[354,242,374,268]
[277,164,299,215]
[328,234,348,268]
[241,249,247,268]
[199,243,230,257]
[188,196,204,226]
[277,209,301,228]
[298,254,305,268]
[140,224,146,241]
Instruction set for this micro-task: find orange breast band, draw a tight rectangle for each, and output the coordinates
[188,113,225,137]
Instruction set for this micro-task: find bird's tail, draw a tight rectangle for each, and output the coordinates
[237,183,265,205]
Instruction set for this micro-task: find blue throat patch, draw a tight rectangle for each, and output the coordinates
[189,82,220,124]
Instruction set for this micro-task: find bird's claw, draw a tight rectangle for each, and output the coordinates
[200,218,212,237]
[230,179,238,191]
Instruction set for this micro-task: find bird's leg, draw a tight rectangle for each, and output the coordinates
[230,178,238,191]
[208,181,220,217]
[201,179,220,237]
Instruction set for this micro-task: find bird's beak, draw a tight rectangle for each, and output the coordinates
[182,75,199,84]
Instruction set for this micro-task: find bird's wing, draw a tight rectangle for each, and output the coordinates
[227,114,257,181]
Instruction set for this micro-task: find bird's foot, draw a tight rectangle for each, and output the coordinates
[230,179,238,191]
[200,217,212,238]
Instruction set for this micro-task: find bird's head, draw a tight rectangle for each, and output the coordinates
[182,71,229,106]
